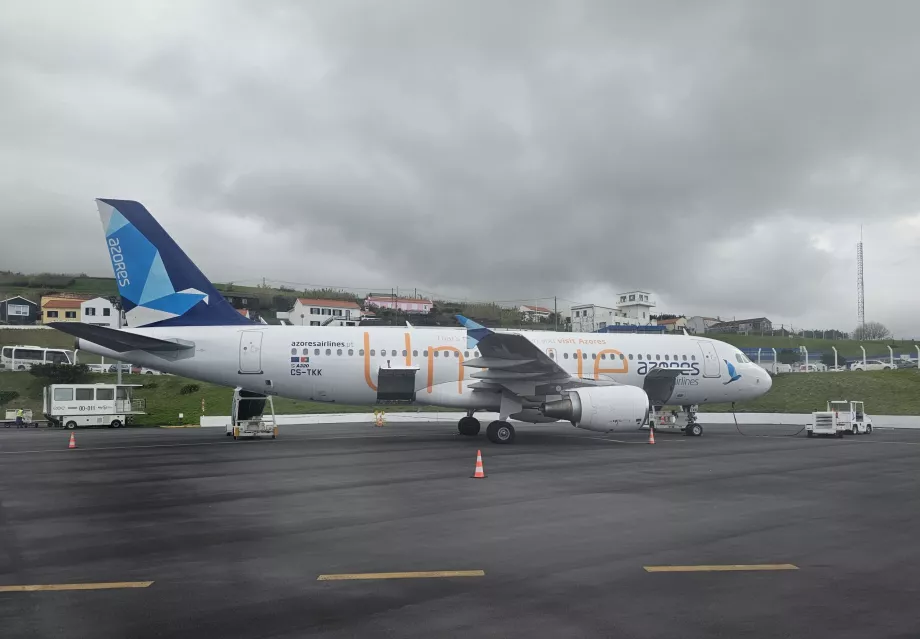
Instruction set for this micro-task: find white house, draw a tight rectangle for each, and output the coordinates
[518,305,551,322]
[656,317,688,332]
[616,291,656,325]
[280,298,364,326]
[365,295,433,313]
[685,316,720,334]
[570,304,634,332]
[80,297,118,328]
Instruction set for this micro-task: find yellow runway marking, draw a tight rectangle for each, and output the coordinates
[0,581,154,592]
[317,570,485,581]
[644,564,798,573]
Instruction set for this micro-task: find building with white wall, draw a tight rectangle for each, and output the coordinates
[518,305,551,322]
[365,295,433,313]
[685,316,720,334]
[80,297,118,328]
[616,291,656,325]
[570,304,633,332]
[280,298,364,326]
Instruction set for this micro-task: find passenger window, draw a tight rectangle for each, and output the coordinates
[682,355,687,361]
[656,354,660,360]
[582,353,587,360]
[464,351,470,358]
[601,354,606,360]
[348,349,354,356]
[96,388,114,401]
[53,388,73,401]
[337,349,343,356]
[370,349,376,356]
[664,355,669,361]
[564,353,569,359]
[434,351,439,357]
[691,355,696,361]
[413,350,419,357]
[647,354,651,360]
[359,349,365,356]
[620,354,625,360]
[326,349,331,356]
[629,354,634,360]
[75,388,93,401]
[314,349,320,356]
[290,348,297,355]
[402,350,408,357]
[423,350,428,357]
[454,351,460,358]
[475,351,480,358]
[592,353,597,360]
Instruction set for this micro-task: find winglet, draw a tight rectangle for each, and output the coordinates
[456,315,493,350]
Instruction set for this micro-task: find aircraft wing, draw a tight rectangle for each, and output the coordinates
[457,315,612,397]
[49,322,195,354]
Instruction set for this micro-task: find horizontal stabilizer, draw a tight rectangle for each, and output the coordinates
[49,322,195,354]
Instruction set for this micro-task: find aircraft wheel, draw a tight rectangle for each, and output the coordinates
[487,420,515,444]
[688,423,703,437]
[458,416,481,436]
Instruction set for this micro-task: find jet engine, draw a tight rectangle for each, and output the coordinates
[541,386,650,433]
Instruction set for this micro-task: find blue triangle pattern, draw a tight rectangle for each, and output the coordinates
[107,209,131,236]
[139,252,176,305]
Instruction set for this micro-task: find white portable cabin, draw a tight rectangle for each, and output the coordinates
[43,383,146,429]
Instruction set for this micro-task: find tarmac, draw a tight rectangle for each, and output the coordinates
[1,420,919,638]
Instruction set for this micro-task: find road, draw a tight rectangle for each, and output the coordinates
[1,421,919,638]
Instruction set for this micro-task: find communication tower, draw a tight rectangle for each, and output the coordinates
[857,226,865,328]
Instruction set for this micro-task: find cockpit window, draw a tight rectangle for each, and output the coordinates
[735,353,752,364]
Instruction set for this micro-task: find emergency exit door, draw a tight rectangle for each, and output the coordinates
[239,331,263,374]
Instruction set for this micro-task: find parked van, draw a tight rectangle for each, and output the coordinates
[42,384,146,429]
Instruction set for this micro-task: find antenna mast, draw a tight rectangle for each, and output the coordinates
[857,226,865,328]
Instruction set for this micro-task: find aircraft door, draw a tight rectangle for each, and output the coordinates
[239,331,263,374]
[695,341,721,378]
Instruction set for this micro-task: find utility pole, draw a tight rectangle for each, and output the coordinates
[554,296,557,331]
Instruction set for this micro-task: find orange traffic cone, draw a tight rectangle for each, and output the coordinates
[68,432,77,449]
[471,449,486,478]
[648,427,656,445]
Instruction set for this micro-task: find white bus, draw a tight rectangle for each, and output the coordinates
[0,345,75,371]
[42,383,147,429]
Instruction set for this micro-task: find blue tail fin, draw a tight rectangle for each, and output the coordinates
[96,199,252,327]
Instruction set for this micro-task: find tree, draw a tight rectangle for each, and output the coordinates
[852,321,891,341]
[820,353,846,368]
[777,350,801,365]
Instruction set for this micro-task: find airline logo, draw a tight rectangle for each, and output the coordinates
[97,201,209,327]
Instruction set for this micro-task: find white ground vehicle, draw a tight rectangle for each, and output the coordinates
[225,388,277,440]
[43,383,146,429]
[646,405,703,437]
[850,359,894,371]
[1,345,74,371]
[808,400,873,438]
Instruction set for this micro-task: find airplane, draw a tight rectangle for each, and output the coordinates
[50,199,773,444]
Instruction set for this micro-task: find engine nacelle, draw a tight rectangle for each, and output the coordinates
[541,386,650,433]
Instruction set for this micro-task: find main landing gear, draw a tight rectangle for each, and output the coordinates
[456,413,516,444]
[458,415,481,437]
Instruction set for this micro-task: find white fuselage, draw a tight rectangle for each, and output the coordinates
[77,326,771,413]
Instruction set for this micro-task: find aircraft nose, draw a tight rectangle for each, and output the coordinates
[759,369,773,392]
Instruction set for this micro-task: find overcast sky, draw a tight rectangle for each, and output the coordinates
[2,0,920,335]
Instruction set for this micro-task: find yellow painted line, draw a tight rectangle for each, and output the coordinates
[317,570,485,581]
[644,564,798,573]
[0,581,154,593]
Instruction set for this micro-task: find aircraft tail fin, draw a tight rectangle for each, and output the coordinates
[95,199,252,327]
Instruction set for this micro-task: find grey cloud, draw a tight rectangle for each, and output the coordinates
[2,0,920,333]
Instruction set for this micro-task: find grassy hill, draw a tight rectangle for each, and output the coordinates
[3,368,919,426]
